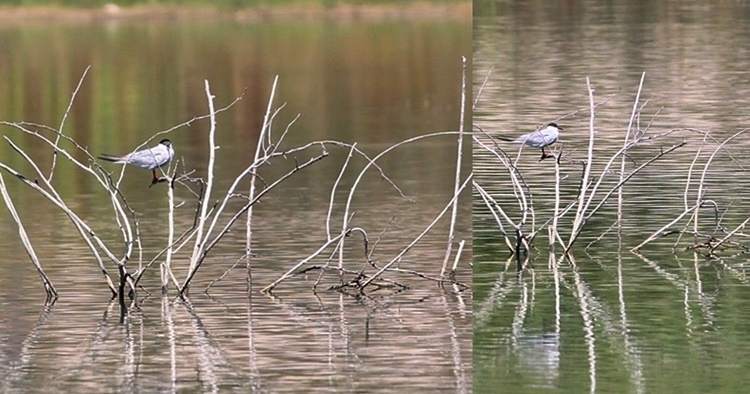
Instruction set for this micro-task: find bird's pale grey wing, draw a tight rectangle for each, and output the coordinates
[540,130,554,146]
[152,145,172,167]
[123,148,158,170]
[525,130,557,148]
[543,130,559,145]
[514,132,534,144]
[517,131,545,147]
[143,144,172,170]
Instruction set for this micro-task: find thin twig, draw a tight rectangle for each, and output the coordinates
[441,56,467,278]
[49,65,90,183]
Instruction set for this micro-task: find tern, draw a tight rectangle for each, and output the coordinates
[494,122,563,160]
[98,139,175,185]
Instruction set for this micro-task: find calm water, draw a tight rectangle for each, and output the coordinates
[474,1,750,393]
[0,14,472,392]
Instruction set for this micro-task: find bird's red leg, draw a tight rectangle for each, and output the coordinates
[540,147,555,161]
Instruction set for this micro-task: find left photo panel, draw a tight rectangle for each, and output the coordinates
[0,2,472,392]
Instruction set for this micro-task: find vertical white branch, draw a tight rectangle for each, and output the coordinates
[550,155,561,252]
[328,143,356,241]
[618,73,645,228]
[246,76,279,269]
[162,174,176,294]
[440,56,467,278]
[185,80,218,285]
[332,144,357,273]
[567,77,597,249]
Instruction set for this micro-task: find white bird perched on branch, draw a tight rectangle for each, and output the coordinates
[98,139,175,185]
[493,122,563,160]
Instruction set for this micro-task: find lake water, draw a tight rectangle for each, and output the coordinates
[0,11,472,392]
[474,1,750,393]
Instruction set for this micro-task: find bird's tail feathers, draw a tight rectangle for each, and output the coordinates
[98,154,124,163]
[491,135,515,142]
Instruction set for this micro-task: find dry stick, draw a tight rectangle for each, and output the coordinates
[473,65,494,110]
[693,129,750,242]
[440,56,468,279]
[261,232,348,293]
[0,161,120,293]
[266,174,473,294]
[0,173,57,300]
[564,125,686,251]
[135,178,204,286]
[10,122,139,266]
[162,170,176,294]
[334,144,357,272]
[267,138,410,199]
[196,130,355,287]
[204,254,250,293]
[2,139,123,287]
[673,199,720,252]
[617,72,646,234]
[247,76,279,273]
[314,243,344,290]
[631,203,701,252]
[265,109,297,157]
[204,151,329,255]
[686,133,709,247]
[474,136,530,219]
[550,152,562,253]
[482,133,535,233]
[474,137,534,252]
[204,115,302,257]
[345,226,371,273]
[473,181,514,252]
[48,65,91,183]
[182,152,329,296]
[451,239,466,273]
[367,216,396,262]
[567,141,686,251]
[360,174,472,290]
[54,126,138,265]
[336,130,462,277]
[567,77,597,250]
[1,123,136,269]
[184,80,219,294]
[710,215,750,253]
[200,119,303,281]
[1,124,186,296]
[682,133,713,210]
[328,143,356,240]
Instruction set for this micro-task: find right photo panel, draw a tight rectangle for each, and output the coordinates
[474,1,750,392]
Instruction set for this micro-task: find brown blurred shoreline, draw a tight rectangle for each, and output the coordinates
[0,2,471,24]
